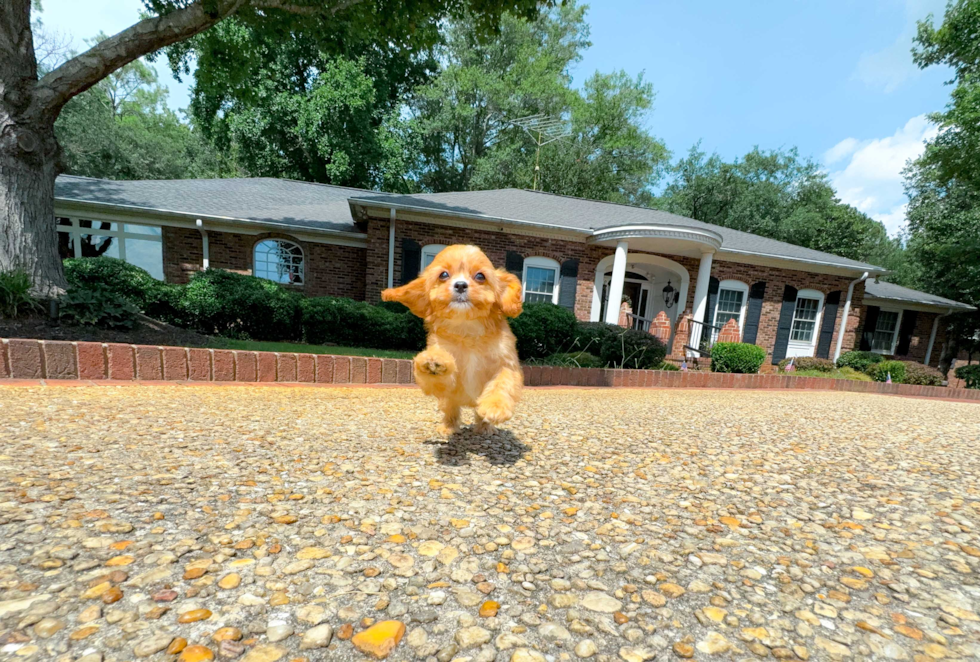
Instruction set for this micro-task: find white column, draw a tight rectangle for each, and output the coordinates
[689,250,714,348]
[604,241,629,324]
[386,208,396,289]
[195,219,209,269]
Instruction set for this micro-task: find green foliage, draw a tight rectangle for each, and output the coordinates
[867,360,907,383]
[900,361,944,386]
[778,356,836,372]
[179,269,303,341]
[597,327,667,370]
[509,302,579,360]
[837,367,874,382]
[59,286,140,329]
[300,297,425,351]
[64,257,162,310]
[954,363,980,388]
[836,350,885,372]
[0,270,42,318]
[710,342,766,374]
[536,351,604,368]
[656,361,680,371]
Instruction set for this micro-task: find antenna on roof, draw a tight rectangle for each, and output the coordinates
[506,114,572,191]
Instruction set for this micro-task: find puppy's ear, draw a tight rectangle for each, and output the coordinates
[382,277,430,319]
[494,268,523,318]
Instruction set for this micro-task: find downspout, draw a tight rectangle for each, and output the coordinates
[387,208,395,289]
[833,271,869,362]
[924,308,953,367]
[195,219,209,270]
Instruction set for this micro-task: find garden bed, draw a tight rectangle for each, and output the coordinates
[0,313,210,348]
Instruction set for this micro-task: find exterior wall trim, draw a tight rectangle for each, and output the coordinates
[588,225,723,250]
[862,296,974,314]
[358,206,588,242]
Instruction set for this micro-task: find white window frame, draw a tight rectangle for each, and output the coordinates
[421,244,447,270]
[712,279,749,339]
[254,239,305,285]
[56,217,164,278]
[870,308,904,355]
[786,288,824,359]
[522,256,560,304]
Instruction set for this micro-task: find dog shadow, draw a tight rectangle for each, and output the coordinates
[425,427,529,466]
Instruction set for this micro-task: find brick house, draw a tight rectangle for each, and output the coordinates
[54,175,974,367]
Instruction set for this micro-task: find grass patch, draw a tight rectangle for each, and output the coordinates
[784,367,872,381]
[207,338,416,360]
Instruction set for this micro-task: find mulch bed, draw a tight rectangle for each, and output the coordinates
[0,314,211,347]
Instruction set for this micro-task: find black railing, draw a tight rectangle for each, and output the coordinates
[626,312,654,332]
[685,318,723,357]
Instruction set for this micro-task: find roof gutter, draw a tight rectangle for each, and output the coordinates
[834,271,869,362]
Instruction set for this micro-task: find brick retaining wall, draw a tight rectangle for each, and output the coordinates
[1,338,977,402]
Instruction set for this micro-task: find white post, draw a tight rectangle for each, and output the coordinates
[604,241,629,324]
[924,309,951,366]
[195,219,209,269]
[689,250,714,349]
[387,208,396,289]
[834,271,868,362]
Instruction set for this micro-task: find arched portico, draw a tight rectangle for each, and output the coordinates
[590,252,691,324]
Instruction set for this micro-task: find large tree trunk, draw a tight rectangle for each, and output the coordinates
[0,117,64,296]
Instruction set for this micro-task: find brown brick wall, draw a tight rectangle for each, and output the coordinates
[162,226,366,299]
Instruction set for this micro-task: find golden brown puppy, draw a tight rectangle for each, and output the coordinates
[382,245,523,435]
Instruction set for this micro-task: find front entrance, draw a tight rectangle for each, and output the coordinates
[601,271,651,325]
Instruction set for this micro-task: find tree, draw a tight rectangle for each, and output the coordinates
[0,0,542,296]
[905,0,980,373]
[408,2,668,202]
[657,144,902,265]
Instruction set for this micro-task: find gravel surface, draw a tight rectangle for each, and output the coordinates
[0,385,978,662]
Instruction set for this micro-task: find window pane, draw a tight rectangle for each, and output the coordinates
[872,311,899,352]
[790,297,820,343]
[124,238,164,280]
[525,266,556,297]
[58,232,75,260]
[57,217,74,228]
[79,220,116,232]
[422,253,435,268]
[791,320,815,342]
[524,292,554,304]
[80,235,119,259]
[124,224,161,236]
[254,240,304,285]
[794,298,820,321]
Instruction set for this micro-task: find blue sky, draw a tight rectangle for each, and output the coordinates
[40,0,952,235]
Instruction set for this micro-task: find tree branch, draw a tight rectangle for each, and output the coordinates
[34,0,249,117]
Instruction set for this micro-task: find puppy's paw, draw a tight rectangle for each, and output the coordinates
[420,359,448,376]
[415,351,453,377]
[476,395,513,426]
[436,422,460,436]
[473,419,497,436]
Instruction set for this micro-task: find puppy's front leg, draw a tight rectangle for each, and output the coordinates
[475,366,523,431]
[414,347,456,396]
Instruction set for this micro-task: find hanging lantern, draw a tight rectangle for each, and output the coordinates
[662,280,677,309]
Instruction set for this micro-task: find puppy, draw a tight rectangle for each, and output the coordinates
[382,245,523,435]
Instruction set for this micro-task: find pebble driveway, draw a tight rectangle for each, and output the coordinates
[0,385,978,662]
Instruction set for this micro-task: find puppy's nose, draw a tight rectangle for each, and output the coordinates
[453,280,468,293]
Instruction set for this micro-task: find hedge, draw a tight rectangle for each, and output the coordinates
[867,360,906,383]
[710,343,766,374]
[955,364,980,389]
[300,296,425,351]
[778,356,836,372]
[836,350,884,372]
[508,303,579,359]
[900,361,943,386]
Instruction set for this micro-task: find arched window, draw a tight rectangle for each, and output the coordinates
[254,239,304,285]
[421,244,447,269]
[712,280,749,337]
[523,257,560,304]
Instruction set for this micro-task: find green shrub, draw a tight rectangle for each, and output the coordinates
[64,257,162,309]
[710,342,766,373]
[180,269,302,341]
[656,361,680,371]
[0,270,42,318]
[59,286,139,329]
[955,364,980,389]
[836,350,884,372]
[867,360,906,383]
[598,327,667,369]
[570,322,616,355]
[900,361,943,386]
[509,303,579,360]
[536,351,604,368]
[300,296,425,351]
[778,356,836,372]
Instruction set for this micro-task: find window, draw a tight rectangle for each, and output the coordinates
[871,310,901,353]
[56,218,164,280]
[790,295,821,343]
[522,257,560,304]
[421,244,447,269]
[712,280,748,339]
[254,239,304,285]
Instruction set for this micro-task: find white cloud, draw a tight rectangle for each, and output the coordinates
[824,114,938,236]
[853,0,947,92]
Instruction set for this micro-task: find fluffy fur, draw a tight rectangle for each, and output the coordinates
[381,245,523,435]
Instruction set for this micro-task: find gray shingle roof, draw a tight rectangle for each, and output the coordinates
[55,175,364,234]
[349,188,886,272]
[864,280,975,311]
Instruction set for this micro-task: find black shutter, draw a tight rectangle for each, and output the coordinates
[860,306,880,351]
[401,238,421,285]
[895,310,918,356]
[505,251,524,277]
[771,285,798,364]
[742,281,766,345]
[815,291,841,359]
[703,276,720,325]
[558,259,579,311]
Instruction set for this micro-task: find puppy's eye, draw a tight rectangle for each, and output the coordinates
[439,271,450,280]
[474,272,486,283]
